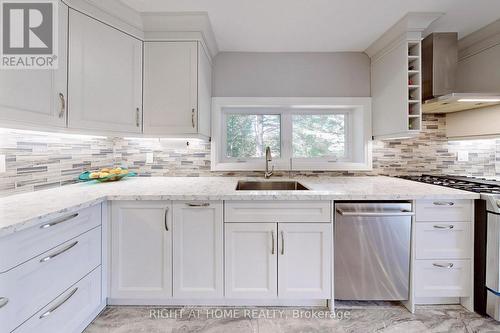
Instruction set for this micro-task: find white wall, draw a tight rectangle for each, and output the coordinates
[213,52,370,97]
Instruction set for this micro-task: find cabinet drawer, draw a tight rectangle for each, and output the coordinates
[416,200,472,222]
[0,204,101,273]
[225,201,331,223]
[0,227,101,333]
[13,267,102,333]
[414,260,471,298]
[416,222,472,259]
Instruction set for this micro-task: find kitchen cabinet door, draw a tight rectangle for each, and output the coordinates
[172,201,223,298]
[144,41,212,137]
[278,223,331,299]
[225,223,278,299]
[0,1,68,129]
[110,201,172,300]
[68,9,142,134]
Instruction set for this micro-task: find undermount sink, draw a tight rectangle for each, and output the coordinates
[235,180,309,191]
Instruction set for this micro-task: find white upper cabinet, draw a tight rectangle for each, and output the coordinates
[144,41,212,137]
[0,1,68,129]
[371,39,422,139]
[68,9,143,134]
[366,13,441,140]
[172,201,223,298]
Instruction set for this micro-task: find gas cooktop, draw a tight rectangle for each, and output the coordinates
[397,174,500,195]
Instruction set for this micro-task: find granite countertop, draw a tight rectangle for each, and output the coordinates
[0,176,479,237]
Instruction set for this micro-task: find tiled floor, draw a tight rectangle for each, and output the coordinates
[84,302,500,333]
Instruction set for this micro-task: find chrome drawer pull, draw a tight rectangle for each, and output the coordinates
[164,207,169,231]
[0,297,8,309]
[433,225,454,229]
[40,241,78,263]
[433,263,454,269]
[40,287,78,319]
[336,209,414,217]
[40,213,79,229]
[186,203,210,207]
[58,93,66,118]
[271,231,275,255]
[433,201,455,206]
[281,231,285,255]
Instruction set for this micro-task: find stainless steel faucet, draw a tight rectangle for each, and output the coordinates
[264,146,274,179]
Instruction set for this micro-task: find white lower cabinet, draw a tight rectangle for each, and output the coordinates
[413,199,474,307]
[0,227,101,332]
[225,222,331,300]
[416,222,472,259]
[13,267,102,333]
[0,204,103,333]
[414,260,471,298]
[110,201,172,300]
[278,223,331,299]
[225,223,278,299]
[173,201,223,298]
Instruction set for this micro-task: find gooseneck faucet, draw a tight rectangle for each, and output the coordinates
[264,146,274,179]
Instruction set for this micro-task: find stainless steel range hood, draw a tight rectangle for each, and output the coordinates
[422,33,500,113]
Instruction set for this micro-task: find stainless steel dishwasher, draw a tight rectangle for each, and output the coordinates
[334,202,413,301]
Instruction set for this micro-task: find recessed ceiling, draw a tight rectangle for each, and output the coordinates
[119,0,500,52]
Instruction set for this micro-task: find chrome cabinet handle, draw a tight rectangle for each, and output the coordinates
[433,201,455,206]
[433,263,454,269]
[40,241,78,263]
[191,108,195,128]
[336,209,414,217]
[0,297,8,309]
[58,92,66,118]
[271,231,275,255]
[164,207,169,231]
[433,224,454,229]
[186,202,210,207]
[136,107,140,127]
[40,287,78,319]
[40,213,79,229]
[280,231,285,255]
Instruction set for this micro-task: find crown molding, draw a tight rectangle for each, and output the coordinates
[141,12,219,58]
[62,1,219,58]
[458,19,500,61]
[365,12,442,58]
[63,0,144,38]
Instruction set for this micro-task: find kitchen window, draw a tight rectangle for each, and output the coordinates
[224,113,281,159]
[212,98,372,171]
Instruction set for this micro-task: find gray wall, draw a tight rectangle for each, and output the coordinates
[213,52,370,97]
[457,19,500,92]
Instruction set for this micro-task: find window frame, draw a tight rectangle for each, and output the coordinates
[211,97,372,171]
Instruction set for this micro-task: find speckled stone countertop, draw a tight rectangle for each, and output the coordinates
[0,176,479,237]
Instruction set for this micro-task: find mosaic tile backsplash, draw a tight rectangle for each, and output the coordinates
[0,113,499,197]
